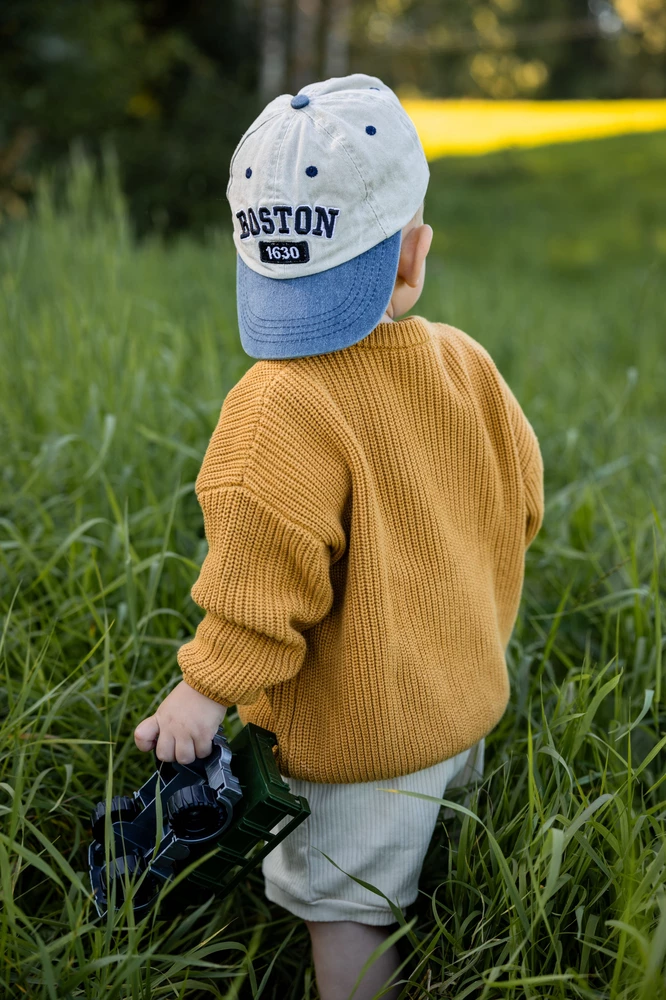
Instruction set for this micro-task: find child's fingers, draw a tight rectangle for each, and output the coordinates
[156,731,176,763]
[134,716,159,751]
[175,736,196,765]
[193,731,215,759]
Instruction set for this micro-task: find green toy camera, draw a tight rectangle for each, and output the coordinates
[88,723,310,917]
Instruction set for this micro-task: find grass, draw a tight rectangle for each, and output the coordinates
[0,131,665,998]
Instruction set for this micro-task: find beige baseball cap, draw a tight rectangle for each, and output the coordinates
[227,74,429,358]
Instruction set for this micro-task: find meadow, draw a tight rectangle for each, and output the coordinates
[1,131,665,999]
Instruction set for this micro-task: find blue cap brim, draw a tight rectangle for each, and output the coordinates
[236,231,401,360]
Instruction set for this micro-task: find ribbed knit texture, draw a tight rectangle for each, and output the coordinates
[177,316,545,783]
[261,740,484,924]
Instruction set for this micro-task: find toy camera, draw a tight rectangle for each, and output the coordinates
[88,723,310,917]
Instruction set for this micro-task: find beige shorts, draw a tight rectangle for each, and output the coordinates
[262,739,484,925]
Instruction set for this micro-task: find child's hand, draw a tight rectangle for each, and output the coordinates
[134,680,227,765]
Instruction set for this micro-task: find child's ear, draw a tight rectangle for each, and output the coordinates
[397,224,433,288]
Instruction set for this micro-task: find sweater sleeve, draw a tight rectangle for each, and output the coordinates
[176,364,349,707]
[500,376,545,548]
[177,484,335,706]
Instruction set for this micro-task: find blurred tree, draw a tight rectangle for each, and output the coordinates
[614,0,666,52]
[610,0,666,93]
[1,0,664,234]
[325,0,353,76]
[291,0,323,93]
[351,0,666,100]
[260,0,288,99]
[258,0,353,98]
[0,0,260,233]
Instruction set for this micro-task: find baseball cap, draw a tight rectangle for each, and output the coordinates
[227,74,429,359]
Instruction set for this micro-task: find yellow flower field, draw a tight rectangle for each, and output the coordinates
[401,97,666,158]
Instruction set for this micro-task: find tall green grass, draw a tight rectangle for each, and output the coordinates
[1,134,665,998]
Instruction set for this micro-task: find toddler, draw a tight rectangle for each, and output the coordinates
[135,74,544,1000]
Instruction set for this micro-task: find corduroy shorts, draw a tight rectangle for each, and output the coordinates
[262,739,485,925]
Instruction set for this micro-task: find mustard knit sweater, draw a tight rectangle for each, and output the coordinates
[177,316,544,783]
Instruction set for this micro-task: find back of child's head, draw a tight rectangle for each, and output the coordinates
[227,74,429,360]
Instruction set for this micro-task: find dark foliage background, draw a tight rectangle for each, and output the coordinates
[1,0,665,234]
[1,0,260,234]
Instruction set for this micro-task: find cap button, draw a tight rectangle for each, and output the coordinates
[290,94,310,109]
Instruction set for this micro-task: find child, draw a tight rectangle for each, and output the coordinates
[135,74,544,1000]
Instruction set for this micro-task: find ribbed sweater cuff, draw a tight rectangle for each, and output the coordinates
[179,669,237,709]
[177,610,301,707]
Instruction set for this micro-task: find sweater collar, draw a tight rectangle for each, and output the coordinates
[355,315,431,349]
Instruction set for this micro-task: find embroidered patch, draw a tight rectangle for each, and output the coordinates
[259,240,310,264]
